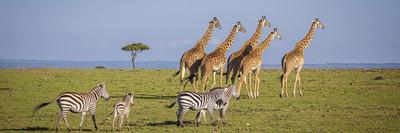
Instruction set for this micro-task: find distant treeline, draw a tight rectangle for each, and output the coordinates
[1,59,400,69]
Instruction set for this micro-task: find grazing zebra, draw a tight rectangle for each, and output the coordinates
[112,92,134,131]
[195,87,233,126]
[32,83,110,132]
[167,85,239,127]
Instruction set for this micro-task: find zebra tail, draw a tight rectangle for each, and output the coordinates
[166,100,176,108]
[32,102,52,116]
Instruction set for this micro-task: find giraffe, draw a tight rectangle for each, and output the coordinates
[199,21,246,93]
[237,28,281,99]
[173,17,221,92]
[280,18,325,97]
[225,16,270,84]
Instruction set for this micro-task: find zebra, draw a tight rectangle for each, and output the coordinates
[112,92,134,131]
[195,87,233,126]
[32,83,110,132]
[167,84,239,127]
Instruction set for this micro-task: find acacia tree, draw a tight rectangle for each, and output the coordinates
[121,43,150,69]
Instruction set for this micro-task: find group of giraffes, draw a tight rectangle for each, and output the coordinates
[174,16,325,98]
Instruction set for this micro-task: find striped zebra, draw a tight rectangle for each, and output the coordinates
[112,92,134,131]
[196,87,233,126]
[167,85,239,127]
[32,83,110,132]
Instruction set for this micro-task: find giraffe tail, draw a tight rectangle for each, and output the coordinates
[173,55,186,76]
[279,54,287,81]
[173,70,180,76]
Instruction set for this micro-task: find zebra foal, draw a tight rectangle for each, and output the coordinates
[33,83,110,131]
[167,85,239,127]
[112,92,134,131]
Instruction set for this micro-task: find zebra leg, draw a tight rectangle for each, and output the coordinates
[126,114,130,130]
[91,111,98,130]
[221,104,229,125]
[207,108,217,127]
[178,108,188,127]
[79,112,86,130]
[62,114,71,131]
[119,115,123,130]
[112,113,117,131]
[195,111,202,127]
[56,113,62,132]
[201,110,207,124]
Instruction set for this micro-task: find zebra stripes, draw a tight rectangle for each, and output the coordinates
[167,85,239,127]
[33,83,110,132]
[112,92,134,131]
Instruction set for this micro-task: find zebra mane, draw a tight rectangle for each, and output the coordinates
[209,87,225,92]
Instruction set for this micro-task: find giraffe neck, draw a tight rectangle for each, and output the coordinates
[295,22,316,52]
[254,32,274,54]
[239,21,264,50]
[195,23,215,49]
[216,25,239,55]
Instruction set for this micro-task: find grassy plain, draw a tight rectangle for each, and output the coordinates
[0,68,399,132]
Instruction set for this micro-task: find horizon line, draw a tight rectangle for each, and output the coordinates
[1,58,400,65]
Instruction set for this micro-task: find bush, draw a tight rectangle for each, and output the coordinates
[94,66,106,69]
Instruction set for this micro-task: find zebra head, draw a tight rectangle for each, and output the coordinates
[100,82,110,100]
[127,92,134,105]
[226,84,240,100]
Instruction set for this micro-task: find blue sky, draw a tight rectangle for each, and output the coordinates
[0,0,399,63]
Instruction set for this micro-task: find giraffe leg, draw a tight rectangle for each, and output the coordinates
[255,68,261,98]
[248,72,253,99]
[285,74,289,97]
[281,73,289,98]
[225,63,232,84]
[179,65,186,92]
[293,69,298,97]
[230,66,239,84]
[237,73,247,99]
[201,74,209,93]
[210,71,216,90]
[195,74,199,92]
[296,65,303,97]
[220,67,224,86]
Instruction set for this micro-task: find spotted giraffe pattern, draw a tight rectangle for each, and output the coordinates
[225,16,270,84]
[175,17,221,92]
[280,18,325,97]
[237,28,281,99]
[200,21,246,92]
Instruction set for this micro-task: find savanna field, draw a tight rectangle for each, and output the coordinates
[0,68,399,132]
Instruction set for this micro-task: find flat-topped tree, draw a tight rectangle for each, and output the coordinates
[122,43,150,69]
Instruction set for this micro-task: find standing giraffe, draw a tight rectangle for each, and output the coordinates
[225,16,270,84]
[174,17,221,92]
[280,18,325,97]
[199,21,246,92]
[237,28,281,99]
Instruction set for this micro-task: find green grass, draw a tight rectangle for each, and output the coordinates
[0,68,399,132]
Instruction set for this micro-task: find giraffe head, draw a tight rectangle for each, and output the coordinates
[235,21,247,33]
[313,18,325,29]
[271,28,281,40]
[210,17,222,29]
[260,16,271,27]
